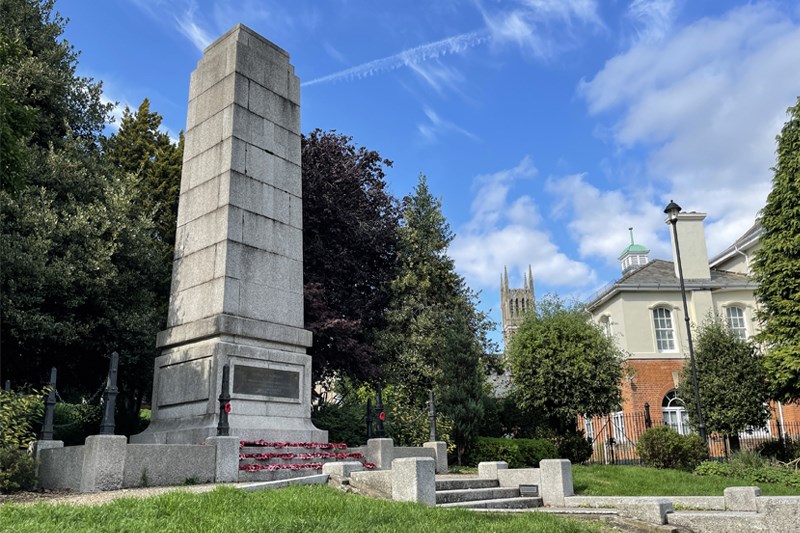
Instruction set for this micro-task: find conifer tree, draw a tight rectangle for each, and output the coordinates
[380,175,493,461]
[753,97,800,403]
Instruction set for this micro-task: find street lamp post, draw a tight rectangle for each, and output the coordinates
[664,200,708,443]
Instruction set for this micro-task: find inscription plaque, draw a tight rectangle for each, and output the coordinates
[233,365,300,399]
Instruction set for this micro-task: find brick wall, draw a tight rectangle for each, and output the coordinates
[622,358,684,424]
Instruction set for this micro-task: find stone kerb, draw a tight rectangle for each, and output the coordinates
[478,461,508,479]
[366,438,394,469]
[322,461,364,478]
[540,459,574,507]
[422,441,448,474]
[391,457,436,506]
[724,486,760,512]
[80,435,127,492]
[206,435,241,483]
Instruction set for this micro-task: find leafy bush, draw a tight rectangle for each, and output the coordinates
[636,425,707,471]
[552,429,593,464]
[312,397,368,446]
[0,388,46,449]
[757,437,800,463]
[0,446,37,493]
[467,437,558,468]
[695,459,800,488]
[53,402,102,445]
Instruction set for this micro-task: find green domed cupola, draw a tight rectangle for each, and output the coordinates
[619,228,649,274]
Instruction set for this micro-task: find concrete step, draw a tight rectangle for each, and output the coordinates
[666,510,764,532]
[535,508,619,516]
[436,487,520,505]
[439,496,543,509]
[435,478,498,491]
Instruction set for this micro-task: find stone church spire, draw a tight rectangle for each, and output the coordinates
[500,265,535,352]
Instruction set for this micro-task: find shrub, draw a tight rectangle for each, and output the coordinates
[53,402,102,446]
[695,459,800,488]
[757,437,800,463]
[636,425,707,471]
[0,446,37,493]
[551,429,593,464]
[0,388,46,449]
[467,437,558,468]
[312,398,368,446]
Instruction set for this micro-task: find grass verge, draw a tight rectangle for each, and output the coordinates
[573,465,800,496]
[0,484,607,533]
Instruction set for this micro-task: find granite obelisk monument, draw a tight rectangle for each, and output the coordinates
[132,25,326,444]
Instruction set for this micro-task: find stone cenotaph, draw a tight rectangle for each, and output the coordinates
[132,25,326,444]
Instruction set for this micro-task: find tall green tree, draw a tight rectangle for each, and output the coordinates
[301,130,400,389]
[0,1,168,434]
[677,315,770,446]
[508,295,624,434]
[0,0,110,190]
[379,175,492,461]
[101,100,183,425]
[753,97,800,403]
[102,99,183,249]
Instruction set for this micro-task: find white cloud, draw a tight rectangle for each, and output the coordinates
[479,0,602,59]
[417,107,478,143]
[452,158,596,292]
[407,59,465,95]
[545,174,669,266]
[580,2,800,255]
[626,0,676,44]
[174,8,214,51]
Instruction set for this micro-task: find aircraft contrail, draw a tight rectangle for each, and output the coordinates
[302,30,491,87]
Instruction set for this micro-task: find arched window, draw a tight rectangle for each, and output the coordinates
[662,390,690,435]
[725,306,747,340]
[599,315,612,338]
[652,307,676,352]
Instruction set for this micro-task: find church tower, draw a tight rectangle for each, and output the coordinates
[500,265,535,351]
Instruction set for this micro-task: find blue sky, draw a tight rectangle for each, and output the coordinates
[59,0,800,347]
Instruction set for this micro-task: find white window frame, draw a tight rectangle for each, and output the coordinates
[662,390,690,436]
[583,415,595,443]
[725,305,748,340]
[652,306,677,353]
[599,314,612,338]
[611,411,626,443]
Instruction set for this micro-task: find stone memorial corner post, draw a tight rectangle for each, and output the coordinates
[131,24,326,444]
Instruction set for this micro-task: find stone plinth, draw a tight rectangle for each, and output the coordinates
[132,24,325,444]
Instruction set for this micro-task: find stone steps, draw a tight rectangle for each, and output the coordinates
[439,496,543,509]
[436,486,521,505]
[434,476,543,509]
[435,478,498,491]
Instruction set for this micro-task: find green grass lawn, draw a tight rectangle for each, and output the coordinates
[573,465,800,496]
[0,485,607,533]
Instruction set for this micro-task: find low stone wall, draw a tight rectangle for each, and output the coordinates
[394,447,435,460]
[363,439,447,473]
[123,444,215,488]
[38,444,84,491]
[36,436,235,492]
[566,486,800,531]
